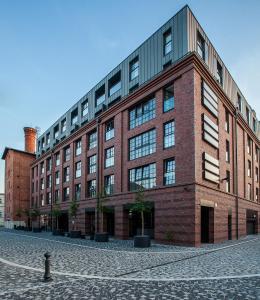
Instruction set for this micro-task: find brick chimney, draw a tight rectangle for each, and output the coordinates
[23,127,37,154]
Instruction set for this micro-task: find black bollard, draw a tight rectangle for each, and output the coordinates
[43,252,53,282]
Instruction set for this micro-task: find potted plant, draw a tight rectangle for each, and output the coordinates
[52,204,63,236]
[23,209,31,231]
[31,208,42,232]
[130,188,151,248]
[95,189,109,242]
[69,200,81,238]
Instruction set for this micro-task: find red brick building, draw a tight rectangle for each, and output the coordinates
[30,6,259,246]
[2,128,36,228]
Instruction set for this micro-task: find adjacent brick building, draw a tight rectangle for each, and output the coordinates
[0,193,4,226]
[30,6,259,246]
[2,128,36,228]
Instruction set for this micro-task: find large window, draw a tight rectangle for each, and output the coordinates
[75,183,81,201]
[47,157,52,172]
[63,187,70,202]
[75,139,82,156]
[104,174,114,195]
[95,85,105,106]
[64,146,70,162]
[61,118,66,133]
[87,180,96,197]
[226,140,230,163]
[46,192,52,205]
[40,162,44,174]
[248,160,252,177]
[55,153,60,166]
[246,107,250,125]
[55,171,60,185]
[82,100,88,117]
[129,98,156,129]
[225,109,229,133]
[129,129,156,160]
[54,190,60,203]
[247,135,251,155]
[129,163,156,190]
[256,167,259,182]
[105,119,114,141]
[46,133,50,145]
[71,108,78,125]
[64,167,70,182]
[216,61,223,86]
[54,125,59,139]
[163,85,174,112]
[108,71,121,96]
[89,131,97,149]
[197,31,206,61]
[164,158,175,185]
[40,178,44,190]
[47,175,52,188]
[129,57,139,81]
[75,161,81,178]
[105,147,115,168]
[88,155,97,174]
[163,29,172,55]
[164,120,175,148]
[226,171,230,193]
[237,93,242,112]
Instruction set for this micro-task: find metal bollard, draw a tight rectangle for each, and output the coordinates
[43,252,53,282]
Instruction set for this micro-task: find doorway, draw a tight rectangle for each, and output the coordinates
[85,211,95,235]
[129,207,154,238]
[104,210,115,236]
[201,206,214,243]
[59,212,69,232]
[246,210,257,235]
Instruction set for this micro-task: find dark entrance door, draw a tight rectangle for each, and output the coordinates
[246,210,257,235]
[228,214,232,240]
[59,212,69,232]
[85,212,95,235]
[201,206,214,243]
[105,211,115,236]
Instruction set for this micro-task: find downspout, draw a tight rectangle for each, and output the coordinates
[96,117,101,233]
[234,107,239,240]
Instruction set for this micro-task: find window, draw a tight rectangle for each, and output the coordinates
[216,61,223,86]
[64,167,70,182]
[40,194,44,206]
[75,139,82,156]
[197,31,205,60]
[61,118,66,133]
[109,71,121,96]
[47,175,52,188]
[129,98,156,129]
[253,118,256,132]
[87,180,96,197]
[42,137,45,148]
[247,136,251,155]
[104,174,114,195]
[256,188,259,202]
[256,167,259,182]
[164,158,175,185]
[95,85,105,106]
[129,129,156,160]
[246,107,250,125]
[75,161,81,178]
[55,153,60,166]
[89,131,97,149]
[46,192,52,205]
[46,133,50,145]
[226,140,230,163]
[64,146,71,162]
[248,160,252,177]
[129,163,156,190]
[40,162,44,174]
[164,120,175,148]
[63,187,70,202]
[105,147,114,168]
[55,171,60,185]
[226,171,230,193]
[237,94,242,112]
[82,100,88,117]
[38,141,41,152]
[225,109,229,133]
[75,183,81,201]
[88,155,97,174]
[163,29,172,55]
[255,146,259,162]
[47,158,52,172]
[129,57,139,81]
[40,178,44,190]
[54,124,59,139]
[248,183,252,200]
[55,190,60,203]
[71,108,78,125]
[163,85,174,112]
[105,120,114,141]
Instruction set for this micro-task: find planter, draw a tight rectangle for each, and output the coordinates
[90,233,95,240]
[134,235,151,248]
[70,230,81,238]
[95,233,109,242]
[52,229,64,236]
[32,228,42,233]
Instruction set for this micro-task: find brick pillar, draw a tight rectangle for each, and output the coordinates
[115,206,129,239]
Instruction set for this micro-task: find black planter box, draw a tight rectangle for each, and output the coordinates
[89,233,95,240]
[32,228,42,233]
[70,230,81,238]
[134,235,151,248]
[52,229,64,236]
[95,233,109,242]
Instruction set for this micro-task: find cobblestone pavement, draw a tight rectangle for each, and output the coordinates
[0,229,259,299]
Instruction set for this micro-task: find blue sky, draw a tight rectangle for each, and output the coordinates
[0,0,260,193]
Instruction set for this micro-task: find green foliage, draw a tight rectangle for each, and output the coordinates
[129,188,151,214]
[30,208,41,219]
[15,208,23,218]
[52,204,62,218]
[69,199,79,218]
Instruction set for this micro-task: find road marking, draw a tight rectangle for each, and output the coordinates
[0,256,259,282]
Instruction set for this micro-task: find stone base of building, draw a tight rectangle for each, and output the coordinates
[4,220,26,229]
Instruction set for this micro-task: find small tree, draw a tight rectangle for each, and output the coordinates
[96,189,110,233]
[30,208,41,229]
[23,209,31,228]
[129,188,151,236]
[52,204,62,230]
[69,200,79,231]
[15,208,23,224]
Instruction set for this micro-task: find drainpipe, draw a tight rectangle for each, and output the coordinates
[96,117,101,233]
[234,106,239,240]
[50,150,54,232]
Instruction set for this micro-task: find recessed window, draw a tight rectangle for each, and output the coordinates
[164,120,175,148]
[129,57,139,81]
[75,183,81,201]
[81,100,88,117]
[129,163,156,191]
[64,167,70,182]
[55,153,60,166]
[248,160,252,177]
[40,162,44,174]
[54,124,59,139]
[75,161,81,178]
[55,171,60,185]
[75,139,82,156]
[256,167,259,182]
[47,175,52,188]
[41,178,44,190]
[47,157,52,172]
[197,31,206,61]
[109,71,121,96]
[164,158,175,185]
[105,119,115,141]
[87,180,96,197]
[253,118,256,132]
[63,187,70,202]
[256,188,259,202]
[95,85,105,106]
[71,108,78,125]
[105,147,115,168]
[247,135,251,155]
[163,29,172,55]
[46,192,52,205]
[255,146,259,162]
[54,190,60,203]
[88,155,97,174]
[216,61,223,86]
[246,107,250,125]
[237,94,242,112]
[225,109,229,133]
[226,140,230,163]
[104,174,114,195]
[46,133,50,145]
[61,118,66,133]
[163,85,174,112]
[248,183,252,200]
[89,130,97,149]
[226,171,230,193]
[64,146,71,162]
[42,137,45,148]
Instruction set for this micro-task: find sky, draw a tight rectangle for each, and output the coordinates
[0,0,260,193]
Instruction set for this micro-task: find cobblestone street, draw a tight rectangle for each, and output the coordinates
[0,229,259,299]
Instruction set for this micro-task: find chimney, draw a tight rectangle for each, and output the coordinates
[23,127,37,154]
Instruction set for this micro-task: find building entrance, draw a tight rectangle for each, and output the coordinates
[201,206,214,243]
